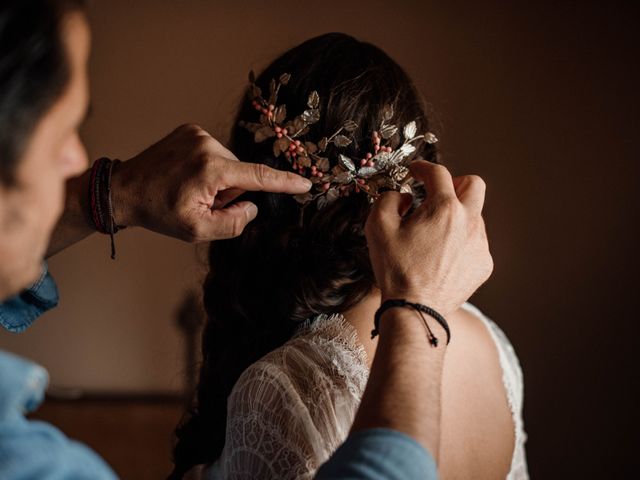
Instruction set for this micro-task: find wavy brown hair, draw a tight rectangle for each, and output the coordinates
[169,32,438,479]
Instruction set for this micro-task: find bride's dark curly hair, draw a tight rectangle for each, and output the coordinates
[169,32,438,478]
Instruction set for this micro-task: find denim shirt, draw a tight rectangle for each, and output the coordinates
[317,428,438,479]
[0,350,118,479]
[0,263,59,333]
[0,266,118,478]
[0,269,437,480]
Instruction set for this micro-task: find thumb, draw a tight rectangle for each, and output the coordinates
[203,201,258,240]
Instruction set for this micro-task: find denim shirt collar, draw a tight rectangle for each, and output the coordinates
[0,262,59,333]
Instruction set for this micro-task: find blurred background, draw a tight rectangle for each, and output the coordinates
[0,0,637,478]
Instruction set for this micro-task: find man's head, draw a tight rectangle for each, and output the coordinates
[0,0,90,299]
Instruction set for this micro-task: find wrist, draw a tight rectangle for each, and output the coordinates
[109,159,139,227]
[375,298,451,349]
[380,291,446,316]
[378,306,448,346]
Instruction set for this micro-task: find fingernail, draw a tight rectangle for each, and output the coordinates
[246,203,258,219]
[300,177,312,189]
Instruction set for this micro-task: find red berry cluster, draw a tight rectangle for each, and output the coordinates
[252,100,275,119]
[249,100,399,199]
[372,131,393,155]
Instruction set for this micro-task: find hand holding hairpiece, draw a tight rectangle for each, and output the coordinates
[239,71,438,210]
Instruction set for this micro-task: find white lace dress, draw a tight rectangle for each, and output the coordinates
[206,303,528,479]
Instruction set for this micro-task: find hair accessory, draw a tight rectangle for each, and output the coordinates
[89,157,125,260]
[239,72,438,210]
[371,299,450,347]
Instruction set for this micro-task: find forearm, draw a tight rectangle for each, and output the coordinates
[351,308,446,461]
[46,169,94,257]
[46,162,134,258]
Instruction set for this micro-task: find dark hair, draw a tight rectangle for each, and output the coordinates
[0,0,85,184]
[170,32,438,478]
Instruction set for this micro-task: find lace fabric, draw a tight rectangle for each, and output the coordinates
[208,305,528,480]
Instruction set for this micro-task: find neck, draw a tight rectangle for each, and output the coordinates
[341,289,381,368]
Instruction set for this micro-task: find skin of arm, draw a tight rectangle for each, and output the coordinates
[46,124,311,257]
[351,160,493,460]
[352,309,447,461]
[46,168,92,257]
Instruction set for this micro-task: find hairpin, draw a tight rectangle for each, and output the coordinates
[239,71,438,210]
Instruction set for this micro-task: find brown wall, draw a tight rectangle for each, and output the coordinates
[1,1,637,478]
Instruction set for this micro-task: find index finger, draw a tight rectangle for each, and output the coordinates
[219,160,312,194]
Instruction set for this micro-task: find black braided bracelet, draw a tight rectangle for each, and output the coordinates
[371,299,451,347]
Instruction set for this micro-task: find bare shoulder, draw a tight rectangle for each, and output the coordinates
[442,304,504,373]
[448,303,495,338]
[442,304,508,415]
[440,304,515,479]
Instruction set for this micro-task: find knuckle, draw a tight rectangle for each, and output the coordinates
[437,195,458,213]
[198,143,226,170]
[195,134,218,152]
[467,174,485,188]
[254,163,275,185]
[195,150,213,172]
[253,163,266,182]
[176,123,203,135]
[466,174,487,194]
[216,164,238,188]
[431,163,450,176]
[183,221,203,243]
